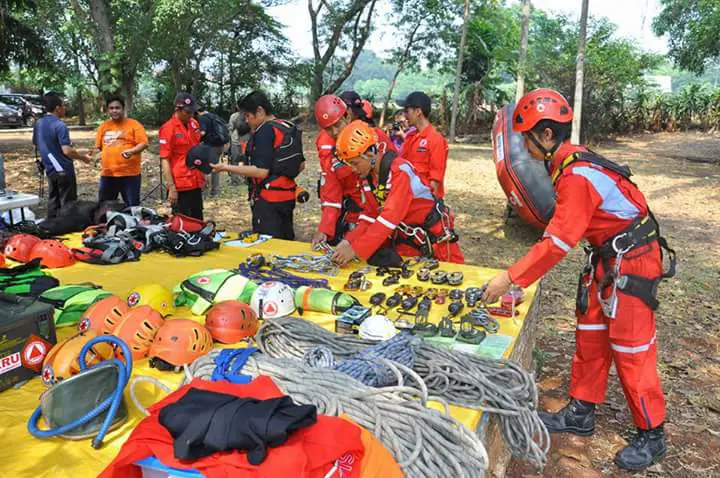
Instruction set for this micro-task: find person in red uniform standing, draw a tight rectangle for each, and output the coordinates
[339,90,396,150]
[311,95,382,247]
[212,91,304,240]
[159,93,205,219]
[482,89,676,472]
[331,120,463,266]
[400,91,448,198]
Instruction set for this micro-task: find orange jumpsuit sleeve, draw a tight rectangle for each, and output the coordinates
[508,174,602,288]
[158,123,173,158]
[428,133,448,185]
[348,169,412,260]
[317,139,343,237]
[134,120,149,146]
[95,123,104,150]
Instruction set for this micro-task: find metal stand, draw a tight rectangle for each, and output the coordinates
[141,157,165,203]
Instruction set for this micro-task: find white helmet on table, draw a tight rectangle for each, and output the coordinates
[359,315,397,341]
[250,281,296,319]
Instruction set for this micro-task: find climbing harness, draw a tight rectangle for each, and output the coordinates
[269,253,339,276]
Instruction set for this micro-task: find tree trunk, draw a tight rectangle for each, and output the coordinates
[516,0,531,101]
[120,74,135,113]
[449,0,471,143]
[380,23,421,127]
[571,0,589,144]
[75,89,86,126]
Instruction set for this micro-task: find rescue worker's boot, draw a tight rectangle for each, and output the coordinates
[538,398,595,436]
[614,425,666,471]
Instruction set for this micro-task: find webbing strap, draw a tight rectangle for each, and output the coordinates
[211,348,257,384]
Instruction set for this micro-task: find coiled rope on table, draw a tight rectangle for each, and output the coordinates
[255,317,550,468]
[183,350,489,478]
[304,333,420,387]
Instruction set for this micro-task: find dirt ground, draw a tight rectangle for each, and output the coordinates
[1,126,720,477]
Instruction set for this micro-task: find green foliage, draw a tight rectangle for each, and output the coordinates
[0,0,47,72]
[653,0,720,74]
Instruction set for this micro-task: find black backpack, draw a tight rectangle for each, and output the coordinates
[266,119,305,179]
[202,112,231,146]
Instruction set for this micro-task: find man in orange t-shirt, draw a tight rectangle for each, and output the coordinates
[94,95,149,206]
[400,91,448,198]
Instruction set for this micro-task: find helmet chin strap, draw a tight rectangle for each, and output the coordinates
[526,132,562,173]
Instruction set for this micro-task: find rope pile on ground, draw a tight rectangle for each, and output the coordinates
[255,317,550,468]
[183,350,489,478]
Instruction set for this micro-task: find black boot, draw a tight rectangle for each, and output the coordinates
[614,425,666,471]
[538,398,596,436]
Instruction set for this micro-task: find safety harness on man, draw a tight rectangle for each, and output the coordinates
[557,152,677,318]
[372,152,459,257]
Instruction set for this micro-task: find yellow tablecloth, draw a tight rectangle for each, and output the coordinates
[0,236,536,477]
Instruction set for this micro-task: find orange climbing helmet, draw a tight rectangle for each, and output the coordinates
[112,305,165,360]
[335,120,378,161]
[78,295,129,336]
[4,234,41,262]
[41,330,115,386]
[205,300,259,344]
[512,88,573,133]
[148,319,214,370]
[315,95,348,129]
[29,240,76,268]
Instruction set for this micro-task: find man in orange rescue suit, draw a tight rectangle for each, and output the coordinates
[331,120,464,265]
[211,91,304,240]
[482,89,676,472]
[401,91,448,198]
[311,94,383,247]
[159,93,205,219]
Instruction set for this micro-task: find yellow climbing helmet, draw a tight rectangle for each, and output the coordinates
[126,283,175,316]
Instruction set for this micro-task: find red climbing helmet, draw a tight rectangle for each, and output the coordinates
[512,88,573,133]
[149,319,214,369]
[112,305,165,360]
[78,295,129,336]
[4,234,41,262]
[205,300,259,344]
[28,240,76,268]
[315,95,348,129]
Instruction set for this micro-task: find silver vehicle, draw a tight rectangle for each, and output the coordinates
[0,101,24,128]
[0,94,43,126]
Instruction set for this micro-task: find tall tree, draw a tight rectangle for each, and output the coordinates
[571,0,589,144]
[308,0,378,101]
[449,0,471,142]
[653,0,720,74]
[378,0,451,126]
[0,0,46,72]
[516,0,531,100]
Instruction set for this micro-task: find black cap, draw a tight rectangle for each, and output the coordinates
[403,91,431,117]
[174,92,197,113]
[185,144,218,174]
[339,90,368,120]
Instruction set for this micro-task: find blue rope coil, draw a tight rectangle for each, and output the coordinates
[235,263,330,289]
[333,333,419,387]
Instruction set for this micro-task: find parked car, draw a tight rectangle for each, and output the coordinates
[0,102,24,128]
[0,94,43,126]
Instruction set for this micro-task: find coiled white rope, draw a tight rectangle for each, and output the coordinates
[255,317,550,468]
[183,350,489,478]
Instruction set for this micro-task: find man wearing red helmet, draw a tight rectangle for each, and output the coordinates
[311,94,393,247]
[482,89,675,471]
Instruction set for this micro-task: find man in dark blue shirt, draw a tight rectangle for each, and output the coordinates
[32,93,93,217]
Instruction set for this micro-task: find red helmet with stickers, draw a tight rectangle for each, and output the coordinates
[41,330,114,386]
[28,239,76,268]
[112,305,165,360]
[4,234,41,262]
[78,295,129,336]
[205,300,259,344]
[512,88,573,133]
[315,95,348,129]
[148,319,214,369]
